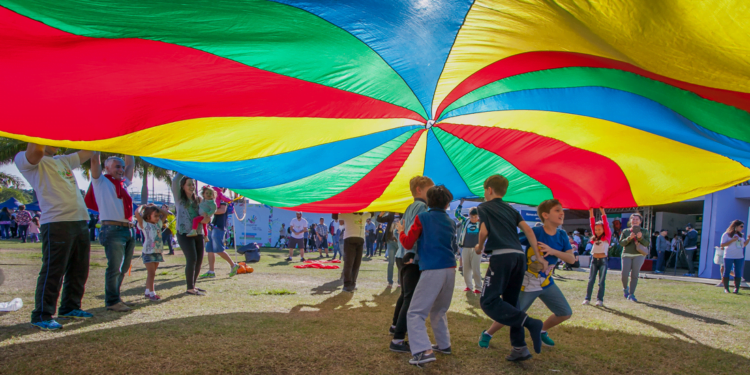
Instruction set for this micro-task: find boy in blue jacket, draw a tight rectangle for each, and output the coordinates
[397,185,458,366]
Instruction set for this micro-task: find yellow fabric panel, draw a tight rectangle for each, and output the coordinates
[0,117,422,162]
[445,111,750,206]
[362,130,427,212]
[433,0,750,117]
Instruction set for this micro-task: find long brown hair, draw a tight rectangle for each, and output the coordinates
[726,220,745,237]
[179,176,197,204]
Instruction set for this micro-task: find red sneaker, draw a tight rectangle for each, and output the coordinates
[463,287,471,292]
[473,289,481,294]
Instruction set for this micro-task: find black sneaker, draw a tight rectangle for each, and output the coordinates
[506,346,532,362]
[389,340,411,353]
[431,344,451,355]
[285,257,292,261]
[389,325,396,335]
[409,351,436,365]
[300,258,306,262]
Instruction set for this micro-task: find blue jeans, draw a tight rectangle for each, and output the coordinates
[0,224,10,239]
[100,225,135,306]
[656,250,666,272]
[723,258,744,279]
[18,225,29,242]
[586,257,608,301]
[206,228,225,253]
[332,239,341,259]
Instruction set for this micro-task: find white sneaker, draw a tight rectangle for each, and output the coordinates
[595,300,603,307]
[582,299,590,305]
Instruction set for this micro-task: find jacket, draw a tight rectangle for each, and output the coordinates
[620,228,650,257]
[400,209,458,271]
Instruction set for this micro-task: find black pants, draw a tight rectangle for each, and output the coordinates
[377,237,386,255]
[162,231,173,253]
[480,252,528,348]
[176,233,204,290]
[684,249,696,274]
[32,221,90,323]
[392,258,405,326]
[393,262,421,340]
[89,227,97,241]
[342,237,364,290]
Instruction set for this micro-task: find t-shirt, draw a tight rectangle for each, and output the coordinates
[290,217,308,239]
[15,151,89,225]
[15,210,32,226]
[340,213,369,239]
[520,226,572,291]
[721,232,746,259]
[315,223,328,238]
[460,221,481,248]
[139,220,163,255]
[91,175,131,222]
[477,198,524,254]
[365,222,376,237]
[212,203,228,230]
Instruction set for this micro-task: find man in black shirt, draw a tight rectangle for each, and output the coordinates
[475,175,546,361]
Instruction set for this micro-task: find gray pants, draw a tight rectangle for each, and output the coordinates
[407,268,455,354]
[386,241,398,285]
[621,256,645,295]
[461,247,482,290]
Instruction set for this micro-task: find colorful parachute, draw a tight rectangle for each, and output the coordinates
[1,0,749,212]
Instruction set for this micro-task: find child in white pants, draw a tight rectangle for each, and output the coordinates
[456,200,482,292]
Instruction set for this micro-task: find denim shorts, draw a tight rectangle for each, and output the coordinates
[142,253,164,264]
[206,228,226,253]
[518,283,573,317]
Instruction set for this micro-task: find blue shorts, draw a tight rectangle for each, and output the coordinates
[518,283,572,317]
[142,253,164,264]
[206,228,226,253]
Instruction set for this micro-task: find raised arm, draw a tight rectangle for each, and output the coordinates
[124,155,135,181]
[134,205,144,229]
[76,150,93,164]
[24,143,46,165]
[90,151,102,179]
[171,172,184,204]
[454,199,466,224]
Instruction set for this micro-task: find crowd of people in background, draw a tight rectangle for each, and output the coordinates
[0,206,41,242]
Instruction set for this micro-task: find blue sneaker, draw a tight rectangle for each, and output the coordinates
[59,309,93,320]
[653,271,664,274]
[628,295,638,303]
[541,331,555,347]
[623,288,629,299]
[478,330,492,348]
[31,320,63,331]
[683,273,695,277]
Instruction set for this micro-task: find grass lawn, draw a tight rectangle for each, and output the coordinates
[1,242,749,374]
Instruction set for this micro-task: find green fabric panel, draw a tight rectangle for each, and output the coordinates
[442,67,750,144]
[3,0,426,119]
[432,128,552,205]
[234,129,418,206]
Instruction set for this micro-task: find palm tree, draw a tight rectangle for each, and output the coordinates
[0,172,23,188]
[0,138,173,204]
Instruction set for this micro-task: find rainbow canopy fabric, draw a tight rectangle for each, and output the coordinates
[1,0,750,212]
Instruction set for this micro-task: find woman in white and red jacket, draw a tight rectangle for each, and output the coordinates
[583,208,610,306]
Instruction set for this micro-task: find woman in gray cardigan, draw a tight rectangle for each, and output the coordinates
[171,173,208,296]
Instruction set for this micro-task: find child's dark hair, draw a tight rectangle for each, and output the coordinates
[426,185,453,209]
[469,208,478,216]
[142,206,160,223]
[536,199,562,223]
[483,174,509,196]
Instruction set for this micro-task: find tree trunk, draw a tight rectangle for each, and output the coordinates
[141,170,149,205]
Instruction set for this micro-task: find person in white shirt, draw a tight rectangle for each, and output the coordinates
[336,212,371,292]
[286,212,309,262]
[15,143,93,331]
[89,152,135,312]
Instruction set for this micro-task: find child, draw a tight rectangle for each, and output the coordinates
[134,204,169,301]
[475,175,547,362]
[397,185,458,366]
[389,176,433,354]
[583,208,610,306]
[478,198,574,354]
[211,186,232,207]
[188,186,216,238]
[455,199,482,293]
[28,217,41,243]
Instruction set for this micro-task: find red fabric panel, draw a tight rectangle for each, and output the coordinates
[0,8,423,141]
[437,124,637,209]
[436,51,750,118]
[285,130,425,213]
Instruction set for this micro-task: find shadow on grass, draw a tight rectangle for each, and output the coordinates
[640,302,730,325]
[598,306,696,342]
[2,289,749,375]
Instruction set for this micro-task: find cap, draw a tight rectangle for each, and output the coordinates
[573,230,580,234]
[686,223,693,229]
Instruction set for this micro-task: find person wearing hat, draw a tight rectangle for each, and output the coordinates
[286,212,308,262]
[683,224,698,277]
